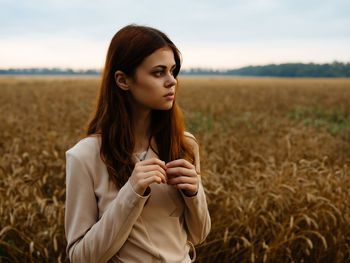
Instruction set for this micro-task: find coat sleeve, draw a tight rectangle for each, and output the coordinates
[180,134,211,245]
[65,151,150,263]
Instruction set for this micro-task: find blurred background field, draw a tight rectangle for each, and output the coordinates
[0,76,349,262]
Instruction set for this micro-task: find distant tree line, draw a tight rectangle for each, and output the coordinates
[0,68,101,75]
[181,61,350,77]
[1,61,349,77]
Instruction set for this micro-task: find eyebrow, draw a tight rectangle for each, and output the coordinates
[152,64,176,69]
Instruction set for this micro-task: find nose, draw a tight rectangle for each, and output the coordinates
[165,73,177,88]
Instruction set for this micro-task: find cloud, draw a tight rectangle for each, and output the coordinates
[180,39,350,69]
[0,36,107,69]
[2,0,350,40]
[0,0,349,68]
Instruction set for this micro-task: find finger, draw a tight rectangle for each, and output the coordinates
[140,164,167,178]
[166,159,194,169]
[166,167,197,177]
[141,174,162,186]
[141,158,167,170]
[143,170,167,184]
[167,176,197,185]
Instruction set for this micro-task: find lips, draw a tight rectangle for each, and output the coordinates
[164,92,174,97]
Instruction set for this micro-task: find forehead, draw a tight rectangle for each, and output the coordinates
[139,47,176,69]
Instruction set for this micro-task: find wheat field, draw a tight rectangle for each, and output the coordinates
[0,76,349,262]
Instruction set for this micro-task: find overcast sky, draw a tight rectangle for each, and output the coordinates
[1,0,349,69]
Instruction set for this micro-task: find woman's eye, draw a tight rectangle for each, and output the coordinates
[153,69,175,77]
[154,71,163,76]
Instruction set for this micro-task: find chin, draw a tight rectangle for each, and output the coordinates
[157,103,174,111]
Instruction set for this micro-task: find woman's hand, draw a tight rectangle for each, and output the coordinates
[129,158,167,196]
[165,159,199,196]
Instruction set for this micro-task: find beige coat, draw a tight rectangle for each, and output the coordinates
[65,131,211,263]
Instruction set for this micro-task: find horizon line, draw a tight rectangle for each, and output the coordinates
[0,60,348,72]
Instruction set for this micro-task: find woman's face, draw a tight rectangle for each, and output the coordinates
[127,46,177,111]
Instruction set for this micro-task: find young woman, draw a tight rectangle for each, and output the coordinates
[65,24,211,263]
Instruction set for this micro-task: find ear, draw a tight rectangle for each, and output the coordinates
[114,70,130,91]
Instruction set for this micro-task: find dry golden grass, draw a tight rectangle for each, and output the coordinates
[0,76,349,262]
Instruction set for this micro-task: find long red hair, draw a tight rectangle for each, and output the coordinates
[86,24,197,189]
